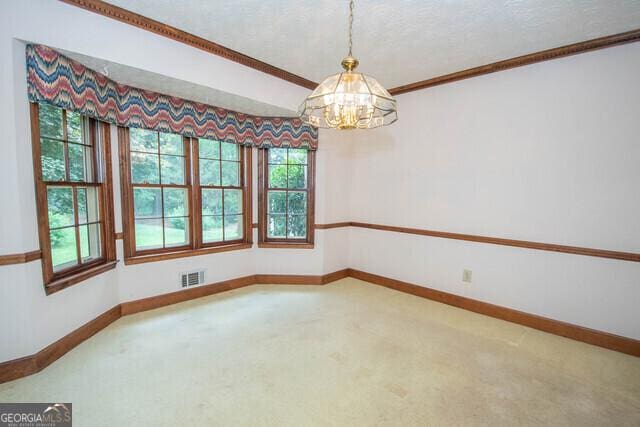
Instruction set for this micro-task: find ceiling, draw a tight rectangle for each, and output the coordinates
[61,50,297,117]
[103,0,640,90]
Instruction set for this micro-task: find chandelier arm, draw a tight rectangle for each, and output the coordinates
[298,0,397,130]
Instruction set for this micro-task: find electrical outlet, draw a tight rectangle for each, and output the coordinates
[462,269,472,283]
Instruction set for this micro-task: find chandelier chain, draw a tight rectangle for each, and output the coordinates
[298,0,397,130]
[348,0,354,56]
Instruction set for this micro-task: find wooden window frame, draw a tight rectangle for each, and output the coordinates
[258,148,315,249]
[192,138,253,249]
[119,128,252,264]
[30,103,117,295]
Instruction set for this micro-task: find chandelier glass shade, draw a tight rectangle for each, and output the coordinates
[298,1,397,130]
[298,58,397,129]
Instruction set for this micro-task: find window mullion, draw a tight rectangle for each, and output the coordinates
[157,133,162,185]
[221,188,226,241]
[160,186,166,248]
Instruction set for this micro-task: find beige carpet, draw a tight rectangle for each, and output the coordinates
[0,278,639,426]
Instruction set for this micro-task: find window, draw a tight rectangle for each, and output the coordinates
[194,139,246,245]
[129,128,191,251]
[31,103,116,294]
[258,148,315,247]
[119,128,252,263]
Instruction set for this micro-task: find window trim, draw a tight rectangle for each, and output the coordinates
[125,130,193,256]
[118,128,252,264]
[192,138,253,249]
[30,103,117,294]
[257,148,315,248]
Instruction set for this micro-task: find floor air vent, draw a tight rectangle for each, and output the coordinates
[180,270,205,288]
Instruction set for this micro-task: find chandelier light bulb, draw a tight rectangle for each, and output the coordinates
[298,0,397,130]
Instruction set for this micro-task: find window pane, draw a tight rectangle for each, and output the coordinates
[79,222,101,262]
[130,128,158,153]
[200,159,221,186]
[202,189,222,215]
[287,215,307,238]
[288,149,307,165]
[224,215,242,240]
[269,148,287,164]
[68,143,91,182]
[66,111,83,143]
[269,164,287,188]
[77,188,87,223]
[135,218,163,250]
[268,191,287,214]
[288,165,307,189]
[85,187,100,223]
[51,227,77,271]
[202,215,223,243]
[131,152,160,184]
[224,189,242,215]
[38,104,63,139]
[221,142,239,160]
[288,191,307,214]
[165,217,189,247]
[133,187,162,218]
[221,161,239,186]
[160,155,185,185]
[160,133,183,155]
[41,138,66,181]
[199,139,220,159]
[267,215,286,238]
[163,188,188,217]
[47,187,75,228]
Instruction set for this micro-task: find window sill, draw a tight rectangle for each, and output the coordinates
[257,243,315,249]
[45,260,119,295]
[124,243,252,265]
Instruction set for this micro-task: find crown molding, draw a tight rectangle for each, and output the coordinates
[58,1,640,96]
[388,28,640,95]
[58,0,317,90]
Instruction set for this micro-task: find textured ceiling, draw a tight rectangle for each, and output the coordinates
[104,0,640,89]
[61,50,296,117]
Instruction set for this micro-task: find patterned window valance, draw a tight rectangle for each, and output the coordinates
[26,44,318,150]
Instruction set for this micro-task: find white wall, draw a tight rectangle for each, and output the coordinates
[0,1,351,362]
[347,42,640,339]
[1,0,638,363]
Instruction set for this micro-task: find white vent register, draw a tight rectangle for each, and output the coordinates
[180,270,205,288]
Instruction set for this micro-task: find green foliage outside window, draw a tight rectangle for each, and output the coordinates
[38,104,102,270]
[130,128,190,250]
[266,148,308,239]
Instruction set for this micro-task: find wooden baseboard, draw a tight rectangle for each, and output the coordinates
[0,305,121,384]
[0,270,347,383]
[255,269,349,285]
[2,267,637,384]
[0,356,37,384]
[347,269,640,358]
[120,275,256,315]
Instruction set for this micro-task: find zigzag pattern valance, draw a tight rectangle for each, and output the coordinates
[26,44,318,150]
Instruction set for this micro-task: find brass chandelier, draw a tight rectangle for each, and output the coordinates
[298,0,398,130]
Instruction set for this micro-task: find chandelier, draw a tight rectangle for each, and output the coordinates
[298,0,397,130]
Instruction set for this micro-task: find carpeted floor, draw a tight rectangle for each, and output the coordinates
[1,278,639,426]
